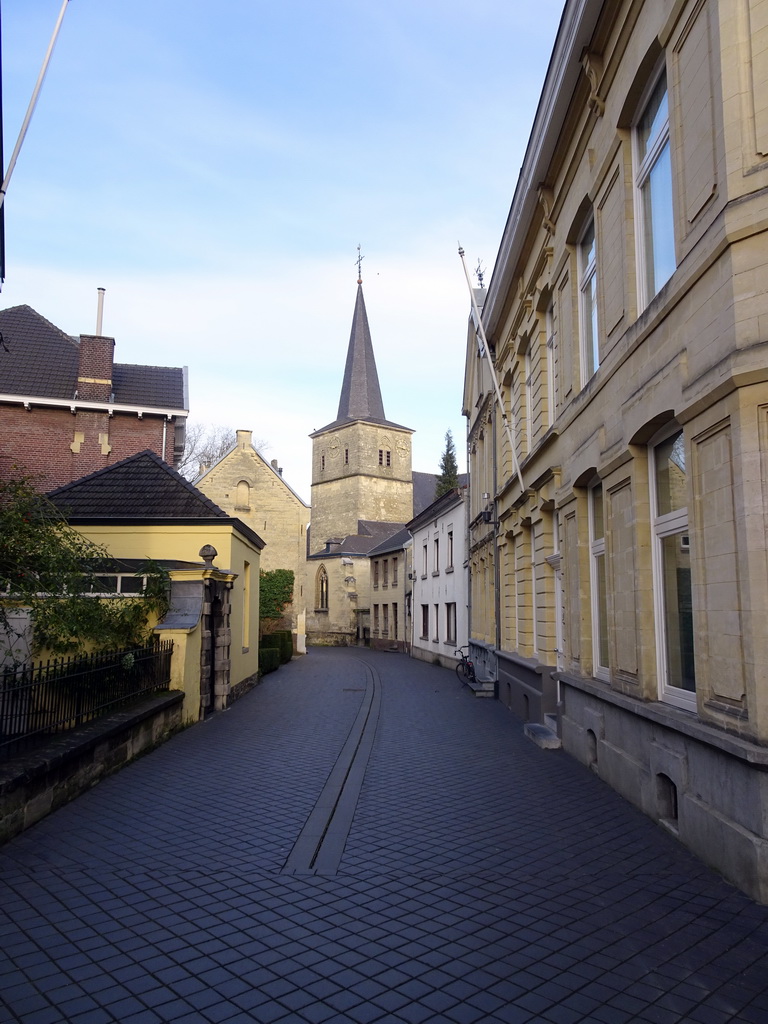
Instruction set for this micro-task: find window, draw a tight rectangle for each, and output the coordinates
[589,483,610,679]
[373,604,380,635]
[321,454,326,471]
[373,560,379,589]
[421,604,429,639]
[433,604,440,642]
[392,603,398,640]
[382,559,389,588]
[433,538,440,575]
[634,69,675,307]
[392,557,398,585]
[446,603,456,645]
[422,543,428,578]
[546,302,556,426]
[524,342,533,452]
[378,449,391,466]
[344,448,349,465]
[650,429,696,709]
[579,219,599,382]
[382,604,389,637]
[447,531,454,570]
[317,565,329,610]
[242,560,251,650]
[235,480,250,510]
[87,573,147,596]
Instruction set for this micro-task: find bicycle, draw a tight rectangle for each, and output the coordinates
[455,646,476,687]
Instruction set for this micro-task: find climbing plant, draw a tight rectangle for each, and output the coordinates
[259,568,294,624]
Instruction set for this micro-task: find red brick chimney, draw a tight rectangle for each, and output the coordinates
[77,334,115,402]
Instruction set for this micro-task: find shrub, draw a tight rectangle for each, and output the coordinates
[258,646,280,675]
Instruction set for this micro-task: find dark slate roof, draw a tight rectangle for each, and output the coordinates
[0,305,186,409]
[408,486,466,533]
[413,471,439,515]
[368,525,412,557]
[308,520,407,558]
[48,450,231,519]
[311,284,411,435]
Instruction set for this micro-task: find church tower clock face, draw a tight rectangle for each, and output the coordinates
[329,436,340,458]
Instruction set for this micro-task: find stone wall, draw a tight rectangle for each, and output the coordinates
[0,692,184,846]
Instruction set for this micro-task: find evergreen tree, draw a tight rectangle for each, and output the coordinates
[435,429,459,498]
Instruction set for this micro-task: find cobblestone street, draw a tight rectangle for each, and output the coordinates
[2,648,767,1024]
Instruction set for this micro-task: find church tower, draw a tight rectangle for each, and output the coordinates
[308,275,414,554]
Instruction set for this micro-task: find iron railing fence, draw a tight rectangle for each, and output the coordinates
[0,641,173,761]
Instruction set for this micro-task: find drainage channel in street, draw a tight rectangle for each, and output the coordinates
[281,658,381,876]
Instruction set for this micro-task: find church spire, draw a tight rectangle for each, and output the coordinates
[335,273,386,424]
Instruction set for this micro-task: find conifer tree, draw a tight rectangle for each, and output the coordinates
[435,429,459,498]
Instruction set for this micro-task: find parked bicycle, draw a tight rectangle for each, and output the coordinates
[455,646,476,686]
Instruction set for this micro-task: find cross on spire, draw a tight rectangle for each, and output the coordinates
[356,244,364,284]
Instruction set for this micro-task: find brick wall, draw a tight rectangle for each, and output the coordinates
[0,404,177,490]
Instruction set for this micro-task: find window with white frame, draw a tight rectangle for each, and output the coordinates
[524,341,533,453]
[422,543,428,578]
[433,604,439,642]
[650,428,696,709]
[446,530,454,570]
[579,219,599,383]
[446,603,457,645]
[392,557,398,585]
[589,482,610,679]
[433,537,440,575]
[634,68,675,307]
[421,604,429,639]
[546,302,556,427]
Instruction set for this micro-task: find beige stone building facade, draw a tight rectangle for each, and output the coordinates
[464,0,768,901]
[195,430,309,646]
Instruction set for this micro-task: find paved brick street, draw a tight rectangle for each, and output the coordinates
[1,648,767,1024]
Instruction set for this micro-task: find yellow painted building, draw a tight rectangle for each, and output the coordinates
[49,450,264,723]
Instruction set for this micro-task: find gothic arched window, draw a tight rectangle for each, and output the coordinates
[316,565,329,611]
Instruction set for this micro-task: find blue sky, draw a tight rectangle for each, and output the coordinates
[2,0,565,501]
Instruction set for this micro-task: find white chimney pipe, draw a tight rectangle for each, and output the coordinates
[96,288,105,336]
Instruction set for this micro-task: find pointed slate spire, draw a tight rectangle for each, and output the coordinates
[335,282,386,423]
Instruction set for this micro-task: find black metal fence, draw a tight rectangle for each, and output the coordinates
[0,641,173,761]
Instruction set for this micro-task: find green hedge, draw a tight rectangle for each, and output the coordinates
[258,646,281,675]
[262,630,292,664]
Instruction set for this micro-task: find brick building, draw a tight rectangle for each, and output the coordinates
[0,305,187,489]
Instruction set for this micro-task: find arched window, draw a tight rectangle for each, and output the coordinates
[235,480,250,510]
[316,565,329,611]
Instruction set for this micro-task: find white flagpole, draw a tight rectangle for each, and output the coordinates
[458,244,525,495]
[0,0,71,213]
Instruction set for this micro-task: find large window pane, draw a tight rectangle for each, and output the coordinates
[642,140,675,295]
[655,430,686,515]
[660,535,695,692]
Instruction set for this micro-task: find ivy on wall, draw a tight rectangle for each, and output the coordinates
[259,568,294,622]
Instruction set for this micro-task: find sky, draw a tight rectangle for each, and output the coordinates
[1,0,565,503]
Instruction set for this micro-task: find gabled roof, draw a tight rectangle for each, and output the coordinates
[408,487,465,534]
[47,450,265,549]
[311,283,410,436]
[0,305,187,410]
[368,525,412,557]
